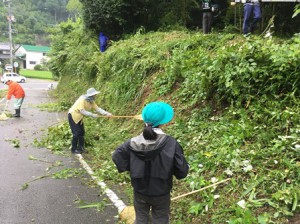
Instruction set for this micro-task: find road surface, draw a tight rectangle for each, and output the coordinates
[0,79,119,224]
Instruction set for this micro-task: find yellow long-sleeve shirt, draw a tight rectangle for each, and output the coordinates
[68,96,99,124]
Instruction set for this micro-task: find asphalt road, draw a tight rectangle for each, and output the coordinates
[0,79,118,224]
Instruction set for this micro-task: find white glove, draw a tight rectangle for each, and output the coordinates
[5,100,10,107]
[0,98,5,104]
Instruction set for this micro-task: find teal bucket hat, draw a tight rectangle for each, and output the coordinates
[142,102,174,127]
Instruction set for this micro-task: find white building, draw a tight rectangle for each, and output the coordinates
[15,45,50,70]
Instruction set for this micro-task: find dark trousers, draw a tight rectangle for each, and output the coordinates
[134,191,170,224]
[203,12,212,34]
[243,3,262,34]
[68,113,85,152]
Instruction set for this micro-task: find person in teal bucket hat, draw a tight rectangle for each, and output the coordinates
[112,101,189,224]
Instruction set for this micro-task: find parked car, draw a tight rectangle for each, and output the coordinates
[0,72,26,83]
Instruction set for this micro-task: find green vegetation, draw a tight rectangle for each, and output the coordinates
[1,0,299,222]
[0,90,5,98]
[0,0,298,47]
[20,70,54,80]
[6,138,20,148]
[35,18,300,224]
[0,0,69,45]
[75,199,110,212]
[79,0,299,37]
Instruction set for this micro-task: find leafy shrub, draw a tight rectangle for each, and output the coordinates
[34,64,43,71]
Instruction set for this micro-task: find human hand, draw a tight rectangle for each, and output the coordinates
[0,98,5,104]
[5,100,10,106]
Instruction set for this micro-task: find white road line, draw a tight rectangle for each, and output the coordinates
[76,154,127,214]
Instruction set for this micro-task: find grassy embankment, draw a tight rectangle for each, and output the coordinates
[20,69,54,80]
[36,29,300,224]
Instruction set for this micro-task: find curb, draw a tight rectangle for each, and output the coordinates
[76,154,127,214]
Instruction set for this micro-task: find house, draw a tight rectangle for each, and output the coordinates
[0,42,19,73]
[15,45,51,70]
[0,42,15,60]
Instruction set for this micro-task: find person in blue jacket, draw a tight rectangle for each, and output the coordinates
[112,102,189,224]
[99,32,109,52]
[242,0,262,35]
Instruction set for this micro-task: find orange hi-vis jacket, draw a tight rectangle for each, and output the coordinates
[6,81,25,100]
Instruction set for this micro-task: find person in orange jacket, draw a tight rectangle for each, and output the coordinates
[3,79,25,117]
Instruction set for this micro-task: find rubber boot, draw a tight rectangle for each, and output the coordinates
[78,136,85,153]
[71,136,80,154]
[13,109,20,118]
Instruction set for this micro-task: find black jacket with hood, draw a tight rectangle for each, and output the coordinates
[112,129,189,197]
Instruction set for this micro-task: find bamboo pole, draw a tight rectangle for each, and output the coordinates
[171,178,231,201]
[98,114,143,120]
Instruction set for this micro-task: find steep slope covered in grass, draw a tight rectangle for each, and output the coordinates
[43,23,300,223]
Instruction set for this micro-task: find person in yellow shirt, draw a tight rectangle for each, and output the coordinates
[68,87,112,154]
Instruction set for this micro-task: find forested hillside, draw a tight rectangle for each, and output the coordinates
[0,0,69,45]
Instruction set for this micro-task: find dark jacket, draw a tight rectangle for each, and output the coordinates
[202,0,212,12]
[112,131,189,197]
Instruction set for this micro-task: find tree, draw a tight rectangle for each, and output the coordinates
[66,0,83,17]
[79,0,125,37]
[293,4,300,18]
[79,0,201,37]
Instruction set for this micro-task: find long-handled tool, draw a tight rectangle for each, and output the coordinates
[98,114,143,120]
[171,178,231,201]
[119,178,231,224]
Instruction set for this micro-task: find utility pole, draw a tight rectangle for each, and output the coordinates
[4,0,13,66]
[8,0,13,66]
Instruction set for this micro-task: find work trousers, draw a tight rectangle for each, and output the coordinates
[134,191,170,224]
[203,11,212,34]
[243,3,262,34]
[68,113,85,152]
[14,97,24,109]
